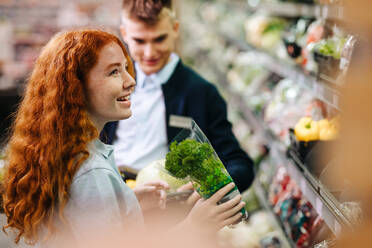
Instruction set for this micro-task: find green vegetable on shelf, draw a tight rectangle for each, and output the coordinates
[314,37,346,59]
[165,139,233,198]
[262,19,287,34]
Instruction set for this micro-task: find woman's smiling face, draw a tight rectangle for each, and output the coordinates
[86,42,136,130]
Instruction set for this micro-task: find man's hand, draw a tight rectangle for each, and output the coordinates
[133,181,170,211]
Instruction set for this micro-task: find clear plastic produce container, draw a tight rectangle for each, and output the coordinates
[165,119,247,219]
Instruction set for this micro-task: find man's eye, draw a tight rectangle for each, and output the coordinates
[154,37,166,43]
[134,39,145,44]
[109,69,120,76]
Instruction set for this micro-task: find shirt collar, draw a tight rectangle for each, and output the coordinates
[92,139,114,159]
[135,53,180,90]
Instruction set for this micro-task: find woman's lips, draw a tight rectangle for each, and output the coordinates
[118,99,131,108]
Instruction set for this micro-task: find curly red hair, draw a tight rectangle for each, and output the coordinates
[2,29,134,244]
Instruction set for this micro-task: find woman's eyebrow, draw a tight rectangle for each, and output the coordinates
[105,62,122,70]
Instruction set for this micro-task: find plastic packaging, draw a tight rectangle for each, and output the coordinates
[164,120,247,219]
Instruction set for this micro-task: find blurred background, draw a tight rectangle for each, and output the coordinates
[1,0,372,247]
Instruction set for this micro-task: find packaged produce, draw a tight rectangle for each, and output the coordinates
[340,201,363,226]
[313,37,346,60]
[245,15,287,51]
[305,99,327,121]
[241,186,261,213]
[218,211,278,248]
[314,239,336,248]
[294,117,319,142]
[294,117,339,142]
[136,159,188,192]
[338,35,357,84]
[265,78,314,144]
[269,167,327,247]
[282,18,313,61]
[302,20,326,74]
[165,120,247,218]
[318,119,338,140]
[125,179,136,189]
[219,222,261,248]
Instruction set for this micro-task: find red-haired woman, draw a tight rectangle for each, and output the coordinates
[2,29,245,247]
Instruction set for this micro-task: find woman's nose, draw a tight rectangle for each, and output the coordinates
[123,73,136,90]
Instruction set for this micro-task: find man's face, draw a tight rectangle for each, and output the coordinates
[121,15,179,75]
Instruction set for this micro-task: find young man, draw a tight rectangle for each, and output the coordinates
[102,0,254,192]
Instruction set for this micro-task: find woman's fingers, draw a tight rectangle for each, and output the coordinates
[220,211,243,229]
[144,180,170,190]
[187,191,201,206]
[216,194,242,213]
[208,182,235,204]
[135,185,157,193]
[177,182,193,192]
[218,201,245,221]
[159,188,167,209]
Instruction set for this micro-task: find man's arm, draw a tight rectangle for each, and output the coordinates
[204,84,255,192]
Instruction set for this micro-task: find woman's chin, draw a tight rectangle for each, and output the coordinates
[118,111,132,120]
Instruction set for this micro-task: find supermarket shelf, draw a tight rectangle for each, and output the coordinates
[220,33,341,110]
[254,180,294,248]
[247,1,344,21]
[201,30,348,235]
[270,145,352,236]
[223,83,350,235]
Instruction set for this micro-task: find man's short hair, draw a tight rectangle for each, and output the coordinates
[122,0,173,25]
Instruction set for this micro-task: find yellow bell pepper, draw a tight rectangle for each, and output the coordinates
[294,117,319,142]
[126,179,137,189]
[318,119,338,140]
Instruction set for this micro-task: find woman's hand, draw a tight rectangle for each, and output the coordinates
[181,182,245,233]
[133,181,170,211]
[176,182,201,206]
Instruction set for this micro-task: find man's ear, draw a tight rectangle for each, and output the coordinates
[173,20,180,38]
[120,25,128,42]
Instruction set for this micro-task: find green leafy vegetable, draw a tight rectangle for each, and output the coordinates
[165,139,232,198]
[314,37,346,59]
[262,19,286,34]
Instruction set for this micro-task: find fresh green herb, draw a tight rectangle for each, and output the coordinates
[165,139,232,198]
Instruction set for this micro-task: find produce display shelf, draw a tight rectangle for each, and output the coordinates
[220,32,341,110]
[286,149,353,231]
[253,180,295,248]
[246,0,344,21]
[270,143,351,236]
[200,21,348,237]
[225,84,350,236]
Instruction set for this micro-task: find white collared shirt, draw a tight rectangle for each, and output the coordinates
[113,53,180,171]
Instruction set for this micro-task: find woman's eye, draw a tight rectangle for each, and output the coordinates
[109,69,120,76]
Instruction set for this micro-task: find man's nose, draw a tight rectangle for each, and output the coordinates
[143,43,155,57]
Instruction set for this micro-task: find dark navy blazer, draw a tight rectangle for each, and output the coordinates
[101,60,254,192]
